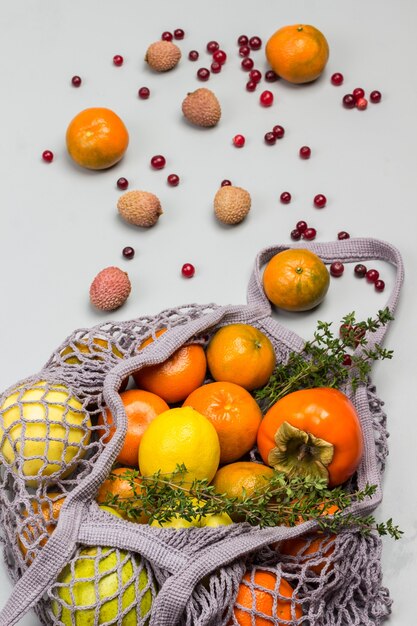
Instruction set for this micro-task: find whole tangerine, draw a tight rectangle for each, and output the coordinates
[206,324,276,391]
[133,329,207,404]
[230,569,302,625]
[96,467,148,523]
[66,107,129,170]
[97,389,169,468]
[262,248,330,312]
[266,24,329,84]
[183,382,262,464]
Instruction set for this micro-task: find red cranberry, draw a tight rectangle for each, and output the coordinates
[375,279,385,292]
[122,246,135,259]
[42,150,54,163]
[370,90,382,103]
[330,261,344,277]
[197,68,210,81]
[113,55,124,66]
[207,41,220,54]
[353,87,365,100]
[188,50,199,61]
[280,192,291,204]
[272,125,285,139]
[173,28,185,40]
[239,45,251,57]
[138,86,150,99]
[249,69,262,83]
[150,155,166,170]
[343,94,356,109]
[264,132,276,145]
[356,97,368,110]
[354,264,367,278]
[117,177,129,190]
[366,269,379,283]
[296,220,308,233]
[331,72,344,86]
[302,227,317,240]
[337,231,350,240]
[221,179,232,186]
[260,90,274,107]
[265,70,279,82]
[161,31,173,41]
[181,263,195,278]
[342,354,352,366]
[233,134,245,148]
[246,80,257,92]
[167,174,180,186]
[213,50,227,65]
[291,229,302,241]
[249,36,262,50]
[237,35,249,46]
[299,146,311,159]
[241,57,254,71]
[314,194,327,208]
[211,61,222,74]
[71,75,82,87]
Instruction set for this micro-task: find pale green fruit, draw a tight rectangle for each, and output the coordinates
[52,507,152,625]
[0,381,91,486]
[150,516,194,529]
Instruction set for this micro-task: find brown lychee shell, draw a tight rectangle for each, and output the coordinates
[117,190,163,228]
[90,267,131,312]
[214,186,251,225]
[182,88,221,128]
[145,41,181,72]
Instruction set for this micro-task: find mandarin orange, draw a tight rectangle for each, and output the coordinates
[96,466,148,523]
[66,107,129,170]
[183,382,262,464]
[266,24,329,84]
[230,570,302,625]
[18,493,65,562]
[206,324,276,391]
[262,248,330,312]
[97,389,169,467]
[133,329,207,403]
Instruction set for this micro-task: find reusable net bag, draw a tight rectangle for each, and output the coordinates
[0,238,404,626]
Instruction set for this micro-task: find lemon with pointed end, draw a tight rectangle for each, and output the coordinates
[52,506,153,625]
[0,381,91,486]
[139,407,220,484]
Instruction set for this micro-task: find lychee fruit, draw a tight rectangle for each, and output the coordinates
[89,267,131,312]
[145,41,181,72]
[117,190,163,227]
[182,88,221,127]
[214,186,251,225]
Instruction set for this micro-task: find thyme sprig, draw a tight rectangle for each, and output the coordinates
[103,465,402,539]
[255,308,394,410]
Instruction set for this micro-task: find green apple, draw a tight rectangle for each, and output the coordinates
[52,506,152,625]
[0,380,91,486]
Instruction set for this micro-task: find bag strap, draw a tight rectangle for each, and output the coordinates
[247,238,404,352]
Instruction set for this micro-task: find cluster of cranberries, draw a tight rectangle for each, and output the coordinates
[329,260,385,291]
[331,73,382,110]
[161,29,185,41]
[192,40,228,81]
[264,125,285,145]
[290,220,317,241]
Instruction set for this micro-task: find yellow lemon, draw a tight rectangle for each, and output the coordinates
[150,498,233,529]
[138,407,220,484]
[52,506,153,625]
[0,380,91,486]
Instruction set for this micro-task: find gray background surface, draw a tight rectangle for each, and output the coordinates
[0,0,416,623]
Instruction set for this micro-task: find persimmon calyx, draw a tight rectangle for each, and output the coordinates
[267,421,334,483]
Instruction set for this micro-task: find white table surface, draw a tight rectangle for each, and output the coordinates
[1,0,416,623]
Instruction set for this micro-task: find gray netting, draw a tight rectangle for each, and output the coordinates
[0,239,404,626]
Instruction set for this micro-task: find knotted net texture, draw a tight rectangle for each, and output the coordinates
[0,239,404,626]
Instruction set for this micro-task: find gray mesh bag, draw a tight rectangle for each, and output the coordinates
[0,238,404,626]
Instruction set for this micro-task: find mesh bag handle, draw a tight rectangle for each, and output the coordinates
[247,237,404,353]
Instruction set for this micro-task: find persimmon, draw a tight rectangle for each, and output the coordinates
[257,388,363,487]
